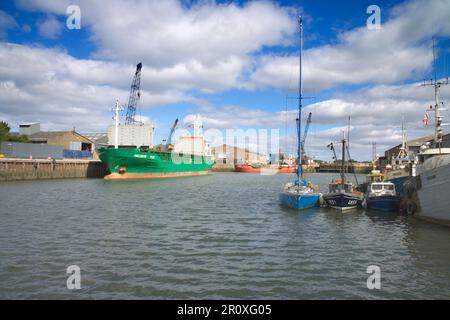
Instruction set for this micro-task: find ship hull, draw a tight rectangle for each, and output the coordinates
[366,195,401,212]
[105,171,210,180]
[416,160,450,226]
[279,192,321,210]
[386,175,411,196]
[235,164,297,174]
[97,147,214,180]
[278,166,297,174]
[234,165,261,173]
[323,193,363,211]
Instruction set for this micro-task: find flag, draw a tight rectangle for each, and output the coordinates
[423,113,429,125]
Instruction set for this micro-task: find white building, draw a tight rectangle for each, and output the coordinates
[19,122,40,136]
[107,124,154,147]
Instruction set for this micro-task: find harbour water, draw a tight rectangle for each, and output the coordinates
[1,172,450,299]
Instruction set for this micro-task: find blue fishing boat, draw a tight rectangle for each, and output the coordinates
[363,182,401,212]
[279,16,321,210]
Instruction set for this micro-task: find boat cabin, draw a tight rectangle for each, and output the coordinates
[329,179,354,193]
[367,182,396,196]
[367,169,384,183]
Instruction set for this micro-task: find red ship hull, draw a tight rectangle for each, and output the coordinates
[234,164,261,173]
[278,166,297,174]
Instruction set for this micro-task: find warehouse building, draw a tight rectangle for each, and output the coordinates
[211,144,267,165]
[29,131,94,151]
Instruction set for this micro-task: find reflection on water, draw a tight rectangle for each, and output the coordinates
[1,172,450,299]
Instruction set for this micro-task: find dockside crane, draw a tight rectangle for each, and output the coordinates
[327,142,338,163]
[166,118,179,151]
[154,118,179,152]
[125,62,142,124]
[300,112,312,163]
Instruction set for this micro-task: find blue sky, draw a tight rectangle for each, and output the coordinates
[0,0,449,160]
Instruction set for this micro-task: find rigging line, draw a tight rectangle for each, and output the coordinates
[346,144,359,186]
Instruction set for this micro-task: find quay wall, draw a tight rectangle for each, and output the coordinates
[317,163,372,174]
[0,158,109,181]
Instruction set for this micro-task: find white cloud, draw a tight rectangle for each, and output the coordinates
[0,43,200,131]
[248,0,450,92]
[15,0,296,91]
[37,15,62,39]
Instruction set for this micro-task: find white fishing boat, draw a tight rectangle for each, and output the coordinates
[405,41,450,225]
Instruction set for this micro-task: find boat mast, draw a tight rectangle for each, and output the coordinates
[423,38,449,150]
[296,16,303,184]
[397,118,407,159]
[341,132,346,185]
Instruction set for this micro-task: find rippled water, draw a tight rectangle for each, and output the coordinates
[1,172,450,299]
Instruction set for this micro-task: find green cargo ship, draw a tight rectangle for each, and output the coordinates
[98,62,214,180]
[98,147,214,180]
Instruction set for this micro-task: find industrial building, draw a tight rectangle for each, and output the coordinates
[0,123,97,159]
[211,144,267,165]
[19,122,40,136]
[29,131,94,151]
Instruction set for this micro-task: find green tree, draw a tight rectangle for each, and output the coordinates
[0,121,28,143]
[10,134,29,143]
[0,121,11,141]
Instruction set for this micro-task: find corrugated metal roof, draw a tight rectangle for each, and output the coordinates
[29,131,94,143]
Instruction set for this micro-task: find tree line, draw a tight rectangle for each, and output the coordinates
[0,121,29,142]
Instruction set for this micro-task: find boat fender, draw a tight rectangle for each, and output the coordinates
[319,194,325,206]
[361,198,367,209]
[406,201,416,215]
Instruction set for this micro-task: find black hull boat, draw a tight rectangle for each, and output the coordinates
[323,133,363,211]
[323,192,363,211]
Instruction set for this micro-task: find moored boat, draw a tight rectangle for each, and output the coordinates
[363,182,401,212]
[278,16,321,210]
[98,146,214,180]
[323,179,363,211]
[323,137,364,211]
[98,64,214,180]
[278,165,297,174]
[279,180,321,209]
[403,42,450,225]
[234,164,262,173]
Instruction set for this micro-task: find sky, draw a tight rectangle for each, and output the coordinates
[0,0,449,161]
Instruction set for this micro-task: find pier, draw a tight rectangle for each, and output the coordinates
[0,158,109,181]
